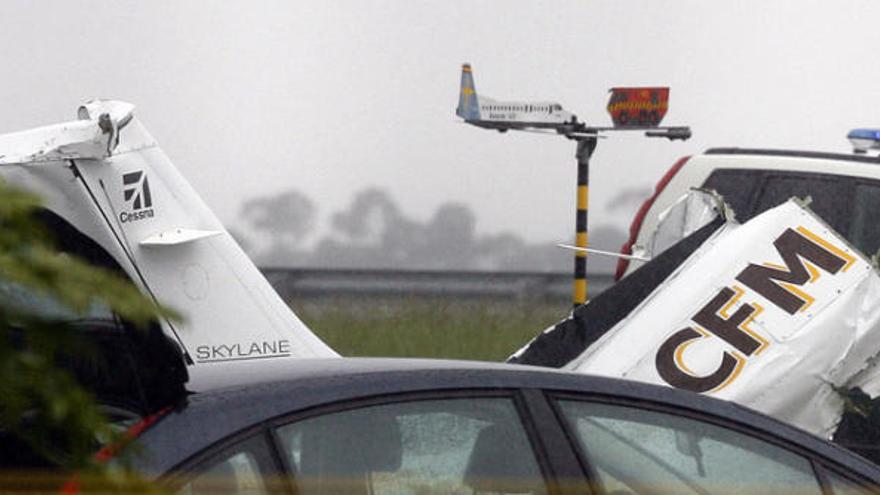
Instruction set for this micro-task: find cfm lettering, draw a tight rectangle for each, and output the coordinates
[655,227,851,393]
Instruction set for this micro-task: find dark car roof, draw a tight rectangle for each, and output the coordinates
[133,358,880,481]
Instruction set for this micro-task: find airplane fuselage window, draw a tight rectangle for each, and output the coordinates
[478,101,571,121]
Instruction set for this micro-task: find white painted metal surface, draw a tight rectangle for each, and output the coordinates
[0,101,338,385]
[642,188,730,260]
[456,64,577,130]
[140,228,222,247]
[569,200,880,437]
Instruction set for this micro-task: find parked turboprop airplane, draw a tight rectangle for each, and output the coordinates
[455,63,577,132]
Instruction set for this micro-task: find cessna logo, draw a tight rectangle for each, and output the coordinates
[119,171,155,223]
[655,226,855,393]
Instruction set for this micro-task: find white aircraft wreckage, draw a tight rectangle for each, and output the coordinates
[512,189,880,455]
[0,101,337,414]
[7,100,880,458]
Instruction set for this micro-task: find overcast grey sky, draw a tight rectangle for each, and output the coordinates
[1,1,878,243]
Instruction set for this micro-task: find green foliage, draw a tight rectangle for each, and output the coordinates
[0,179,171,488]
[0,185,173,327]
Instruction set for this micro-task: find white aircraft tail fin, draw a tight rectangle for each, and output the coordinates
[0,101,339,377]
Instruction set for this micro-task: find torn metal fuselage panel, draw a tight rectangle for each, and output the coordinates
[513,195,880,439]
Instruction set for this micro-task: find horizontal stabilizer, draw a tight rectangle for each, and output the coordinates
[0,120,110,164]
[0,101,135,164]
[140,228,223,247]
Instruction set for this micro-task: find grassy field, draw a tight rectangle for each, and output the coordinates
[291,296,570,362]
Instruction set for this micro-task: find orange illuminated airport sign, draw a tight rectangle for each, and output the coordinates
[607,87,669,127]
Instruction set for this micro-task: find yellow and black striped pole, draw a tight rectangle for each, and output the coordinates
[573,137,597,306]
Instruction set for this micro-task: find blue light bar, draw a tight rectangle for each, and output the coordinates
[847,128,880,153]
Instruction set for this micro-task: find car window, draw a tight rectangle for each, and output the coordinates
[751,173,850,235]
[824,469,876,495]
[557,400,823,495]
[848,183,880,258]
[701,169,761,221]
[176,435,277,495]
[703,170,880,259]
[275,397,546,495]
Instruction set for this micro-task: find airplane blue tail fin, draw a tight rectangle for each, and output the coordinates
[456,63,480,120]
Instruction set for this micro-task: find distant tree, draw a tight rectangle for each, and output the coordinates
[0,180,169,489]
[321,188,422,268]
[422,203,477,269]
[241,190,316,265]
[427,203,476,247]
[309,187,626,273]
[315,188,573,271]
[331,187,401,244]
[321,189,482,270]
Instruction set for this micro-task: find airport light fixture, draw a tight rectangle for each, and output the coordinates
[559,106,691,305]
[456,66,690,305]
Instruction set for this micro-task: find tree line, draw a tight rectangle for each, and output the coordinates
[233,187,633,274]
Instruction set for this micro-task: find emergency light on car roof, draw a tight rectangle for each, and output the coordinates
[847,128,880,154]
